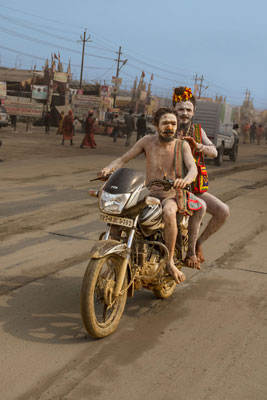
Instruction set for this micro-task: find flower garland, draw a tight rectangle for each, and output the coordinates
[173,87,193,104]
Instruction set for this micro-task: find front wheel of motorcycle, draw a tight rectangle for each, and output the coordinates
[81,254,128,339]
[153,279,176,299]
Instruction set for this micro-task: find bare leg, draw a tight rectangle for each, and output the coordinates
[162,199,186,284]
[186,197,206,268]
[197,192,230,255]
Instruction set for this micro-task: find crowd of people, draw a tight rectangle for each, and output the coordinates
[55,109,97,149]
[51,106,267,151]
[241,121,266,145]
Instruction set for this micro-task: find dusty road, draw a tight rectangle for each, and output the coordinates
[1,125,267,400]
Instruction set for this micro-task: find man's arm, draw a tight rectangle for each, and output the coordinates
[174,140,197,188]
[98,136,148,177]
[200,128,217,158]
[184,128,217,158]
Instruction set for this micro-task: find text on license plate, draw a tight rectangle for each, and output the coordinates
[100,213,133,228]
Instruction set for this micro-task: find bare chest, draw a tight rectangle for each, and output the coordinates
[145,140,176,180]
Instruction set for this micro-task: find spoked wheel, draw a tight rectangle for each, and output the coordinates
[153,276,176,299]
[81,254,128,338]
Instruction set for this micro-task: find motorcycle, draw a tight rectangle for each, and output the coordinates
[80,167,189,338]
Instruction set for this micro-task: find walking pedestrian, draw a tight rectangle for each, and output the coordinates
[112,114,120,143]
[124,110,135,147]
[73,117,79,136]
[136,114,147,141]
[264,125,267,144]
[249,122,256,144]
[57,111,64,135]
[45,110,51,134]
[256,124,264,145]
[61,110,74,145]
[80,111,96,148]
[242,122,250,144]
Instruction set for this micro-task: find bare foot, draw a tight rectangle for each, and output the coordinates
[196,243,205,263]
[166,261,186,284]
[184,255,201,270]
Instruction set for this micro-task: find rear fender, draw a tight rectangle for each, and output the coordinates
[89,239,128,259]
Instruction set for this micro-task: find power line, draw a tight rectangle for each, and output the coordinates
[0,26,115,61]
[0,44,110,70]
[0,1,83,31]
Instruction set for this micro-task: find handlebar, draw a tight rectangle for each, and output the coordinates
[146,177,174,191]
[90,173,112,182]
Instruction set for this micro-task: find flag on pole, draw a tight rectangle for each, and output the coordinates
[141,70,145,78]
[151,74,154,81]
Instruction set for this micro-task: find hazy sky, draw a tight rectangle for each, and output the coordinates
[0,0,266,108]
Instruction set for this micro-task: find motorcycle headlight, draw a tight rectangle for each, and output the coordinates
[99,190,131,214]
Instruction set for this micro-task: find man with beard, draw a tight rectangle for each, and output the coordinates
[98,107,206,284]
[173,87,230,265]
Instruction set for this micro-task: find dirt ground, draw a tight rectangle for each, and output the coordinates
[1,124,267,400]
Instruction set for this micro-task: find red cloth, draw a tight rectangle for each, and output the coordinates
[82,116,96,147]
[62,115,74,140]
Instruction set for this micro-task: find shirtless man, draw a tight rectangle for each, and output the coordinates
[173,87,230,263]
[99,107,206,284]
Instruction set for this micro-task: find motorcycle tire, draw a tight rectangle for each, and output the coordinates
[153,280,176,299]
[81,254,128,339]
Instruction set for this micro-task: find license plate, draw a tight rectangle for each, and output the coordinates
[100,213,133,228]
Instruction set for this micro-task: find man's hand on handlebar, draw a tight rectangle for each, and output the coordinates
[95,168,114,181]
[174,177,191,189]
[98,168,111,178]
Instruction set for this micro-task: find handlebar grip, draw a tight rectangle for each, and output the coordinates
[90,174,111,182]
[146,178,174,191]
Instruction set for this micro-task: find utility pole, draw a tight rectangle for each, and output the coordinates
[193,73,198,96]
[113,46,127,107]
[198,74,204,98]
[78,29,92,89]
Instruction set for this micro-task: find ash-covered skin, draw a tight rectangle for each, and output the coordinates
[99,109,205,283]
[174,96,230,261]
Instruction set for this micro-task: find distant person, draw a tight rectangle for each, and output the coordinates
[73,117,79,136]
[124,110,135,147]
[45,110,51,134]
[136,114,147,141]
[256,124,264,145]
[242,122,250,144]
[264,125,267,144]
[10,115,17,129]
[104,110,113,135]
[249,122,256,144]
[80,111,96,148]
[232,123,239,141]
[57,111,64,135]
[61,110,74,145]
[233,123,239,135]
[112,114,120,143]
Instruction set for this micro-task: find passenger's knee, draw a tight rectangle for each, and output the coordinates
[201,200,207,215]
[197,198,206,217]
[220,204,230,221]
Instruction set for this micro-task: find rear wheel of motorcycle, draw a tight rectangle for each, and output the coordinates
[153,280,176,299]
[81,255,128,339]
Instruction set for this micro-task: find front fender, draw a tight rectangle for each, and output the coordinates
[89,239,128,259]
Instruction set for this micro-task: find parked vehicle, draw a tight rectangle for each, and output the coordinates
[193,100,239,166]
[80,168,189,338]
[0,105,10,128]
